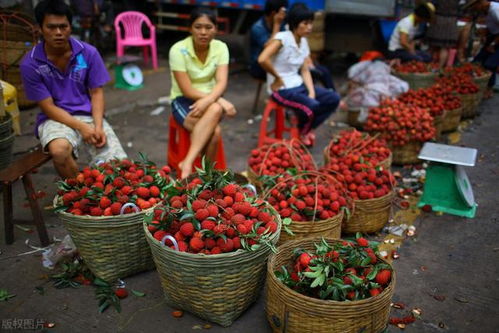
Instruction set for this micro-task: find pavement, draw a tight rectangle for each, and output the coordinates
[1,54,499,333]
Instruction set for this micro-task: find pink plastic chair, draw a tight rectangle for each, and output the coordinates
[114,11,158,69]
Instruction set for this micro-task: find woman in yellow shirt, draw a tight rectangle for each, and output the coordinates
[169,7,236,179]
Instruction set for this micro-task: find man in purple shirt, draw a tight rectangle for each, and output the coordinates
[20,0,126,179]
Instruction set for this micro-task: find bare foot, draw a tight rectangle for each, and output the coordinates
[178,160,192,179]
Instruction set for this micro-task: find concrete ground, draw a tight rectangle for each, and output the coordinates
[1,54,499,333]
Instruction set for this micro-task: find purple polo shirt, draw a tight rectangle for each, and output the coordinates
[20,38,110,136]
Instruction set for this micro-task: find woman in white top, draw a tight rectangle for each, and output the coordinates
[258,3,339,146]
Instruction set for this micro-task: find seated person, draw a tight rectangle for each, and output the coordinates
[169,7,236,179]
[249,0,288,81]
[20,0,127,179]
[258,2,339,146]
[466,0,499,97]
[387,2,435,63]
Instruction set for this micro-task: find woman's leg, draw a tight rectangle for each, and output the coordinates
[271,85,318,134]
[205,125,221,163]
[180,103,223,179]
[311,86,339,129]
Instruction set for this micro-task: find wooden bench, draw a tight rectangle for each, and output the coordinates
[0,145,52,246]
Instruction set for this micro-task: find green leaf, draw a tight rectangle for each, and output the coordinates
[367,267,379,280]
[131,290,146,297]
[303,271,321,278]
[93,278,110,287]
[284,225,295,236]
[282,218,293,226]
[98,301,110,313]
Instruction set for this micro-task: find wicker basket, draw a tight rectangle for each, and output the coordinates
[56,199,155,282]
[279,210,343,244]
[145,207,282,327]
[393,71,437,90]
[0,131,14,170]
[346,107,368,129]
[1,66,35,109]
[342,191,394,234]
[441,107,462,133]
[459,93,480,119]
[0,114,13,138]
[266,237,395,333]
[433,112,445,141]
[473,71,492,101]
[389,141,422,165]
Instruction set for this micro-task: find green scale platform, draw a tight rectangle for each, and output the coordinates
[418,142,478,218]
[115,56,144,91]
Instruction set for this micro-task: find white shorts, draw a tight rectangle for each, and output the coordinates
[38,115,127,165]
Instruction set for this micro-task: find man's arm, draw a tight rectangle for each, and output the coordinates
[265,7,286,47]
[89,87,106,147]
[38,97,97,145]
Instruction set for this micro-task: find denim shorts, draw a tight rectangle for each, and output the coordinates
[171,96,195,126]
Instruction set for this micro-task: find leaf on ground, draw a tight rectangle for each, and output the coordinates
[131,290,146,297]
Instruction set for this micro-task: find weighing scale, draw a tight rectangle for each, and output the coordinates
[417,142,478,218]
[114,55,144,91]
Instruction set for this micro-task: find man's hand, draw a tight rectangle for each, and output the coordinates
[271,77,284,91]
[78,122,97,145]
[274,7,286,27]
[94,126,107,148]
[218,97,237,117]
[189,96,213,117]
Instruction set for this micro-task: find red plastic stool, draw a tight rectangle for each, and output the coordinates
[167,115,227,175]
[258,99,300,147]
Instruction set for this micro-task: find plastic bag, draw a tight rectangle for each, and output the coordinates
[42,235,77,269]
[346,60,409,108]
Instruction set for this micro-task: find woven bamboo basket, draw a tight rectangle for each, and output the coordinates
[346,107,368,129]
[441,107,462,133]
[0,114,13,138]
[266,237,395,333]
[393,71,437,90]
[279,210,343,244]
[459,93,480,119]
[145,206,282,327]
[55,199,155,282]
[389,141,422,165]
[433,112,445,141]
[342,191,394,234]
[473,71,492,101]
[1,67,35,109]
[0,131,14,170]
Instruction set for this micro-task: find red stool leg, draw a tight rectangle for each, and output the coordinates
[215,137,227,170]
[275,103,285,140]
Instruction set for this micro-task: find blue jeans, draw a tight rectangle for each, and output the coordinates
[271,84,339,134]
[474,44,499,88]
[388,49,432,63]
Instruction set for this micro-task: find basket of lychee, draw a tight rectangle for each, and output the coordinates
[324,129,392,170]
[53,155,172,282]
[364,99,435,165]
[143,162,281,327]
[323,157,395,234]
[427,83,463,133]
[266,236,395,333]
[446,62,492,98]
[247,139,316,189]
[436,73,480,119]
[392,60,437,90]
[262,171,350,244]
